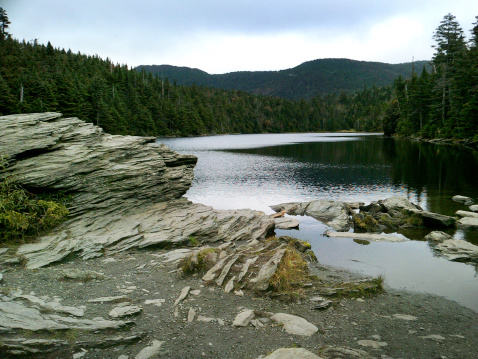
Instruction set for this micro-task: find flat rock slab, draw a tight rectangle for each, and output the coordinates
[271,200,351,231]
[409,209,456,228]
[357,339,388,349]
[0,300,130,332]
[470,205,478,212]
[135,340,164,359]
[434,239,478,263]
[274,217,300,229]
[109,304,143,318]
[233,309,255,327]
[326,231,408,242]
[270,313,318,336]
[262,347,323,359]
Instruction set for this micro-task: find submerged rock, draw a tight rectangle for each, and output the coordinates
[326,231,408,242]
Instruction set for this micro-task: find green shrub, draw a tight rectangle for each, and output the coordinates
[0,175,69,243]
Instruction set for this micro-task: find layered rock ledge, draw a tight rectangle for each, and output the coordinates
[0,113,274,268]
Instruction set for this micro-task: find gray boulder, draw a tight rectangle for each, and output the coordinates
[409,209,456,228]
[470,205,478,212]
[379,196,420,212]
[271,200,351,231]
[424,231,452,242]
[434,239,478,263]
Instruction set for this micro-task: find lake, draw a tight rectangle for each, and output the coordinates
[158,133,478,311]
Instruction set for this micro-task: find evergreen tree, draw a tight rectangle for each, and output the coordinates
[0,7,11,39]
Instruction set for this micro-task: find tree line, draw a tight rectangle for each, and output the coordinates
[384,14,478,140]
[0,7,389,137]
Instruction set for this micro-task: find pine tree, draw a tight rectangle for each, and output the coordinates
[0,7,11,39]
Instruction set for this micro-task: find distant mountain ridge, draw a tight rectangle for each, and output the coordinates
[137,58,429,99]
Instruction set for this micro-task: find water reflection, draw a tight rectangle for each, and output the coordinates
[159,133,478,311]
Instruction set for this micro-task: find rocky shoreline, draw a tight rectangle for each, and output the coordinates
[1,113,477,358]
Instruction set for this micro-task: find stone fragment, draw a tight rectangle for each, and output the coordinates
[234,290,244,297]
[88,296,128,303]
[224,276,236,293]
[270,313,318,336]
[248,248,286,290]
[320,345,372,358]
[0,301,130,331]
[61,269,108,281]
[452,195,474,205]
[233,309,255,327]
[197,315,216,323]
[262,347,323,359]
[424,231,452,242]
[109,304,143,318]
[470,205,478,212]
[187,307,196,322]
[274,217,300,229]
[144,299,165,306]
[392,314,418,321]
[13,293,85,317]
[190,289,201,296]
[173,286,190,306]
[326,231,408,242]
[135,340,165,359]
[356,340,388,348]
[420,334,446,341]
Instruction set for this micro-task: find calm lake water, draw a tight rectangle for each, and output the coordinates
[158,133,478,311]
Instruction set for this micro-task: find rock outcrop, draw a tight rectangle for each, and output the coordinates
[0,113,274,268]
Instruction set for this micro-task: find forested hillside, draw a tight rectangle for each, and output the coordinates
[137,59,427,99]
[0,7,390,136]
[384,14,478,140]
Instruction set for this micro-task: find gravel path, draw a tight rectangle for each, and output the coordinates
[1,249,477,359]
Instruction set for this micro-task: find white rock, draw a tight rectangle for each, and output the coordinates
[187,307,196,323]
[270,313,318,336]
[262,347,323,359]
[357,340,388,348]
[144,299,166,306]
[233,309,255,327]
[109,305,142,318]
[173,286,190,307]
[88,296,128,303]
[135,340,164,359]
[190,289,201,296]
[392,314,418,321]
[326,231,408,242]
[421,334,446,341]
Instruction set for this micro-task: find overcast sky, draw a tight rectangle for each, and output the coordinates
[3,0,478,74]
